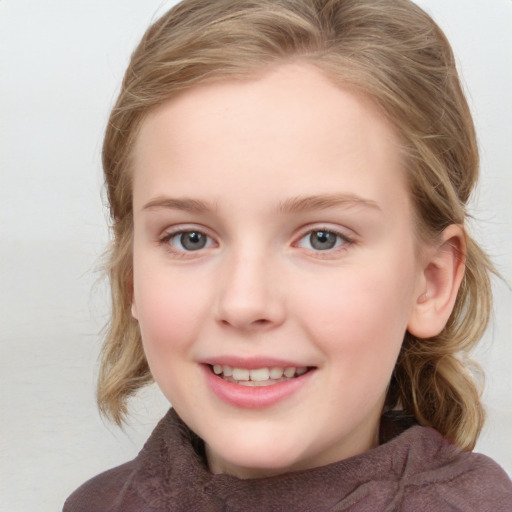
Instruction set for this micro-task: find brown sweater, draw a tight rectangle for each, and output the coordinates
[63,408,512,511]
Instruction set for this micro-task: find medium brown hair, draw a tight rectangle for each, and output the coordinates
[98,0,493,450]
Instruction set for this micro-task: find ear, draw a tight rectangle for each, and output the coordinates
[407,224,466,338]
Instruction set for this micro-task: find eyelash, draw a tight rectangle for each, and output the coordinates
[159,228,217,256]
[294,227,354,255]
[158,226,355,257]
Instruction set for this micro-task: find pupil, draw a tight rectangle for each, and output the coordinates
[181,232,206,250]
[310,230,336,250]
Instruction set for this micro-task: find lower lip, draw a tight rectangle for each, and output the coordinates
[201,365,314,409]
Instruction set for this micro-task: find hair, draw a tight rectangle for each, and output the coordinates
[97,0,494,450]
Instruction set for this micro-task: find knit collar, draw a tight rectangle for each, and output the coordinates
[129,408,457,511]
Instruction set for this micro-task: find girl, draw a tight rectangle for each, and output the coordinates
[64,0,512,510]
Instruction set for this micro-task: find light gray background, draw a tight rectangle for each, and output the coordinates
[1,1,511,510]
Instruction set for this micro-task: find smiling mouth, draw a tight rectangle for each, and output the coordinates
[210,364,312,387]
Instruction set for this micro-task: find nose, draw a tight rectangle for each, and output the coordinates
[215,250,285,331]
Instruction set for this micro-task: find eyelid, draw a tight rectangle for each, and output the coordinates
[293,224,356,253]
[156,223,355,257]
[295,223,355,240]
[158,224,219,255]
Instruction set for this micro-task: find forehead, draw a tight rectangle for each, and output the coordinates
[131,63,408,215]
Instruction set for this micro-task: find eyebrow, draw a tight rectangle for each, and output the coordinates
[142,197,217,213]
[277,193,381,214]
[141,193,381,214]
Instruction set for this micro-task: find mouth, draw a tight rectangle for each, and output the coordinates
[209,364,312,387]
[203,360,316,408]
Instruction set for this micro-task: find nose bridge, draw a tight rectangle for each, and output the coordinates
[216,241,284,330]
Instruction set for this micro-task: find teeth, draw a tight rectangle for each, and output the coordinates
[232,368,250,381]
[250,368,270,381]
[283,367,296,378]
[269,367,284,379]
[212,364,309,383]
[238,380,256,387]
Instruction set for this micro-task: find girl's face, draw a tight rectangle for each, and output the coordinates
[131,64,426,478]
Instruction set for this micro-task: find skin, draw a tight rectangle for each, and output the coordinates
[130,63,464,479]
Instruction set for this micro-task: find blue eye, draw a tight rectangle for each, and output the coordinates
[168,231,214,251]
[297,230,348,251]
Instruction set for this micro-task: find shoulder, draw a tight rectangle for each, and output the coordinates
[402,452,512,511]
[62,409,185,512]
[62,460,137,512]
[396,427,512,511]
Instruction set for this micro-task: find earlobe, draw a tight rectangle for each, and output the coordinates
[131,302,138,320]
[407,224,466,339]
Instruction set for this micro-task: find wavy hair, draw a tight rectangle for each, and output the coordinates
[97,0,494,450]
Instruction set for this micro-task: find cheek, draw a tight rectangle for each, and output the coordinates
[133,271,205,356]
[133,272,210,404]
[295,258,416,362]
[301,273,409,411]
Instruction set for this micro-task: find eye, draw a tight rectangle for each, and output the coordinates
[296,229,350,251]
[165,230,215,252]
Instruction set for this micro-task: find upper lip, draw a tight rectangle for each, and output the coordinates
[201,356,313,370]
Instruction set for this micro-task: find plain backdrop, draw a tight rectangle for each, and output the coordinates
[1,1,511,510]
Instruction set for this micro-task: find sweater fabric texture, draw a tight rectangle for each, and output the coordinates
[64,408,512,511]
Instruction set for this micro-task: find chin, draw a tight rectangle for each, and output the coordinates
[205,432,312,478]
